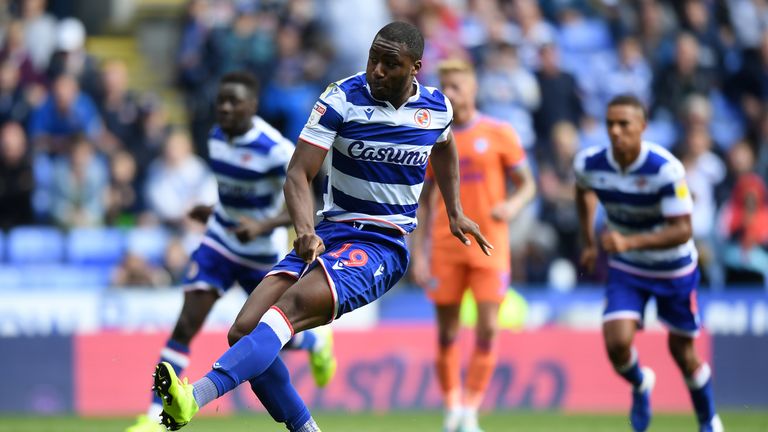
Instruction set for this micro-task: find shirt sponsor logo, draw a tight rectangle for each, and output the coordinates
[346,141,429,166]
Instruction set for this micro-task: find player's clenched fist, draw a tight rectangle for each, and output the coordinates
[601,230,631,253]
[449,214,494,256]
[293,232,326,263]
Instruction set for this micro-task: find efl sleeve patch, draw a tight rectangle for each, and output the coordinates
[307,102,327,127]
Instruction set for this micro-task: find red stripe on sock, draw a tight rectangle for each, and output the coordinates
[270,306,295,336]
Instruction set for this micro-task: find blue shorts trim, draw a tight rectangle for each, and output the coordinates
[269,220,409,321]
[183,243,273,295]
[604,267,701,337]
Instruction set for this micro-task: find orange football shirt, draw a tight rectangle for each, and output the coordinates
[425,115,526,269]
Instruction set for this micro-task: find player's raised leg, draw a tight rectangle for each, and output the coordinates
[154,268,333,431]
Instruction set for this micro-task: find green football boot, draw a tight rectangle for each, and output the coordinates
[309,326,337,388]
[152,362,199,430]
[124,415,163,432]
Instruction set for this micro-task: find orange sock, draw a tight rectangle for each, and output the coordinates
[463,344,497,409]
[436,341,461,409]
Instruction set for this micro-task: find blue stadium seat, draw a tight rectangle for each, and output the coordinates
[17,264,111,290]
[67,228,125,265]
[0,265,22,289]
[0,231,5,262]
[8,226,65,264]
[126,226,170,264]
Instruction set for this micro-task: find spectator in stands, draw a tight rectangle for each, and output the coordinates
[507,0,557,70]
[135,95,170,173]
[206,3,277,81]
[728,0,768,51]
[729,32,768,131]
[652,32,714,120]
[755,110,768,179]
[28,74,103,155]
[111,252,172,288]
[47,17,101,99]
[105,150,142,227]
[143,129,216,228]
[20,0,57,72]
[0,20,42,86]
[259,23,325,141]
[678,126,727,286]
[599,36,653,108]
[678,0,722,74]
[534,43,583,153]
[417,3,465,86]
[0,121,33,229]
[635,0,677,68]
[477,41,540,149]
[0,61,31,126]
[176,0,214,155]
[163,236,189,285]
[50,135,108,228]
[537,121,580,263]
[717,173,768,285]
[97,59,142,152]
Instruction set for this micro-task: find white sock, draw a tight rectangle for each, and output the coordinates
[443,406,462,431]
[147,402,163,420]
[685,362,711,390]
[461,406,479,430]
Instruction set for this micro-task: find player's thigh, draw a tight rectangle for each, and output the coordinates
[656,270,701,338]
[475,301,501,343]
[603,268,651,325]
[273,266,336,333]
[468,266,508,304]
[427,258,469,305]
[229,274,297,344]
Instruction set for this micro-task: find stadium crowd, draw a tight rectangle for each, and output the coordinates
[0,0,767,288]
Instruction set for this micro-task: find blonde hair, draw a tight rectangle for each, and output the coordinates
[437,58,475,76]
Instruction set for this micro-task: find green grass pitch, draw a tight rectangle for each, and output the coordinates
[0,411,766,432]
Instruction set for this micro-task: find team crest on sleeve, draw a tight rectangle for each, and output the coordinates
[414,109,431,128]
[307,102,326,127]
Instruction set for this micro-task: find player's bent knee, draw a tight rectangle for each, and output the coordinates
[227,323,248,347]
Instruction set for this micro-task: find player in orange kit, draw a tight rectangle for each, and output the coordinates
[411,59,536,432]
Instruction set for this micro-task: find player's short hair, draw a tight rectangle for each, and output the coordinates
[375,21,424,61]
[220,71,259,99]
[437,58,475,76]
[607,94,647,119]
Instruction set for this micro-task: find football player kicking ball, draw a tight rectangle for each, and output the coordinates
[147,21,492,432]
[575,94,723,432]
[126,72,336,432]
[411,59,535,432]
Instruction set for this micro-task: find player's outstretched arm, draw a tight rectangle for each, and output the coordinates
[576,184,599,273]
[284,139,327,262]
[429,133,493,256]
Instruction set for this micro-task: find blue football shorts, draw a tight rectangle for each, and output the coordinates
[268,220,410,321]
[182,242,273,295]
[603,266,701,337]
